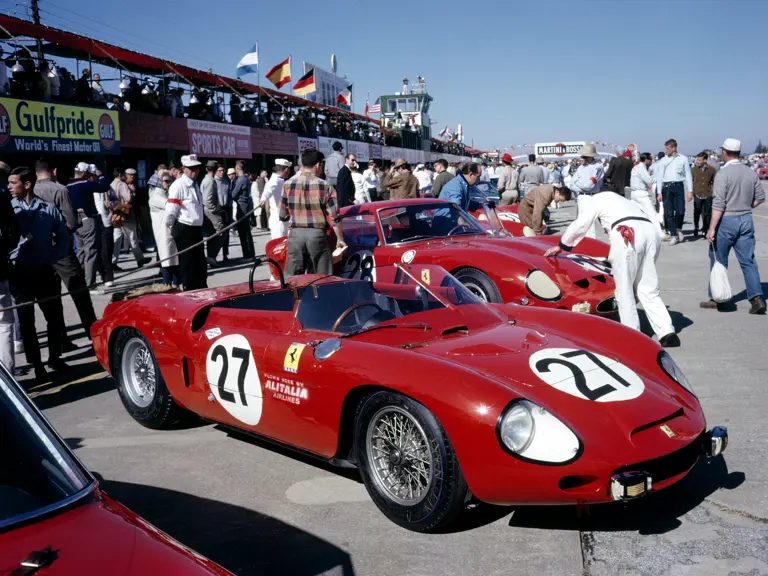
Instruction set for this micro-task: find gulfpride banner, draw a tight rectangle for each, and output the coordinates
[0,97,120,154]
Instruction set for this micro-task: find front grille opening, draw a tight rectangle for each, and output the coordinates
[558,475,600,492]
[613,432,705,484]
[596,298,618,314]
[574,279,590,289]
[593,275,607,283]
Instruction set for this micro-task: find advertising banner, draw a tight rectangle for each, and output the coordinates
[317,135,341,158]
[534,141,586,159]
[0,97,120,154]
[370,144,382,159]
[349,140,370,163]
[298,136,318,157]
[187,119,251,158]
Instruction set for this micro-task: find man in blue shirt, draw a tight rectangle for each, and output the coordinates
[8,166,70,382]
[434,163,483,235]
[656,138,693,246]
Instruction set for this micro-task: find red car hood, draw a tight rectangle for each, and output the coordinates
[0,490,230,575]
[366,308,699,447]
[417,235,610,284]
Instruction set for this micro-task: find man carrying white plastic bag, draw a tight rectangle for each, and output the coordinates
[700,138,766,314]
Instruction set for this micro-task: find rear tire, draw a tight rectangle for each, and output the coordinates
[453,268,502,303]
[355,391,468,532]
[112,329,185,429]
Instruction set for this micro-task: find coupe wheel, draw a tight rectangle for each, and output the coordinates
[112,329,185,429]
[453,268,502,303]
[355,391,468,532]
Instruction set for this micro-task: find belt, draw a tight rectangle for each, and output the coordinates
[662,181,684,188]
[611,216,650,230]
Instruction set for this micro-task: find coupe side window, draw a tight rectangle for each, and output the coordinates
[341,216,380,247]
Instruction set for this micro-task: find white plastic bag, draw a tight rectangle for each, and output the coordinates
[710,248,732,303]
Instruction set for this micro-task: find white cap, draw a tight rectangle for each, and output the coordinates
[124,168,137,175]
[722,138,741,153]
[88,164,97,173]
[181,154,201,167]
[274,158,292,167]
[416,163,425,169]
[75,162,90,172]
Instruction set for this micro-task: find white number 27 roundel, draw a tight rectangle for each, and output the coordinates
[206,334,262,425]
[528,348,644,402]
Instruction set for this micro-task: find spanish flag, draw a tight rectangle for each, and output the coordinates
[266,57,291,89]
[292,68,316,96]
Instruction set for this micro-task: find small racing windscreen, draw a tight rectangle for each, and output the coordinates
[378,203,486,244]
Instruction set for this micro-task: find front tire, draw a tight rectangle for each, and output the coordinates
[355,391,468,532]
[112,329,185,429]
[453,268,502,303]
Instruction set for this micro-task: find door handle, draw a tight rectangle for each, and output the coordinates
[11,547,59,576]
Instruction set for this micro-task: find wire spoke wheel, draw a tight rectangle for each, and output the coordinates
[366,406,434,506]
[463,282,489,302]
[120,337,157,409]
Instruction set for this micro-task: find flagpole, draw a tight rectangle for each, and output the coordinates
[256,41,261,118]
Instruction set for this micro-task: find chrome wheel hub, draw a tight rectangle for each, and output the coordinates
[463,282,488,302]
[121,338,156,408]
[366,406,434,506]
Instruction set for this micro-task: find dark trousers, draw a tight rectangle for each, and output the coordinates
[100,224,115,282]
[53,250,97,337]
[662,182,685,236]
[222,211,231,258]
[367,188,378,202]
[10,266,64,366]
[285,228,332,277]
[74,217,101,286]
[693,196,713,233]
[236,206,255,258]
[203,214,224,261]
[172,221,207,291]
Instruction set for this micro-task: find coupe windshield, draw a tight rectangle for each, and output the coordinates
[378,203,486,244]
[296,264,482,334]
[0,367,91,529]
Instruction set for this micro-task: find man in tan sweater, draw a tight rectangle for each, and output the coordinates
[518,181,570,235]
[386,159,420,200]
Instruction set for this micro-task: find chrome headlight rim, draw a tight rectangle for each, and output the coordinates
[495,399,584,466]
[525,269,562,302]
[657,351,696,397]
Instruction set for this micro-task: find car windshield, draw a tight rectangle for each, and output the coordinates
[295,264,482,334]
[377,203,486,244]
[0,366,92,530]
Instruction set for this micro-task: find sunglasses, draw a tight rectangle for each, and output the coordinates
[162,179,172,183]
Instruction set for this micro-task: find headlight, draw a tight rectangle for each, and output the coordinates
[658,351,695,396]
[525,269,562,302]
[496,400,581,465]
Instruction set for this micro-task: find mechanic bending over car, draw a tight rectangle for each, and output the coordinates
[433,163,484,234]
[518,175,572,236]
[544,184,681,348]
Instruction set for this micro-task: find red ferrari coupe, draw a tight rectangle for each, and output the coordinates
[0,366,231,575]
[91,262,727,533]
[267,199,616,315]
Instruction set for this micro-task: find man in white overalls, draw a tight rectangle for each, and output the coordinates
[544,190,680,348]
[260,159,292,240]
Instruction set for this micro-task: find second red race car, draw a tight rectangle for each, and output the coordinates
[267,199,617,315]
[91,262,728,533]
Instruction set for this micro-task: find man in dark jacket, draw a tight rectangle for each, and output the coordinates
[601,147,634,197]
[691,151,716,237]
[231,160,255,259]
[335,153,356,207]
[0,176,20,373]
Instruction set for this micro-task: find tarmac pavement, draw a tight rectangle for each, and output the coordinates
[16,191,768,576]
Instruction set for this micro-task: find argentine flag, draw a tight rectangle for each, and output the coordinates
[236,44,259,78]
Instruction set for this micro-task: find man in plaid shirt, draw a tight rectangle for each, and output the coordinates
[280,149,346,276]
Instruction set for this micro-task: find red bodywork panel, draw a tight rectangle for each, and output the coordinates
[266,199,616,314]
[91,274,706,507]
[0,488,231,575]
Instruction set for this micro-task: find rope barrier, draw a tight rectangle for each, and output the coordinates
[0,203,271,314]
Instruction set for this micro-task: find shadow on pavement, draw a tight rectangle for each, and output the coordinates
[94,474,356,576]
[30,371,115,411]
[638,308,693,337]
[507,455,743,536]
[732,282,768,305]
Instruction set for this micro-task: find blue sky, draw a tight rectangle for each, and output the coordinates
[4,0,766,155]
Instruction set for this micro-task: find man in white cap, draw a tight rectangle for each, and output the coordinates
[260,158,292,240]
[568,143,604,238]
[544,187,680,347]
[701,138,766,314]
[164,154,207,290]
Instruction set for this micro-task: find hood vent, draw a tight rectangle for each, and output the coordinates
[441,326,469,337]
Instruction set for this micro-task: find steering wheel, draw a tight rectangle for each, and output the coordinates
[332,302,385,332]
[447,224,471,237]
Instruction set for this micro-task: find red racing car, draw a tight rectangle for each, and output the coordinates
[91,262,727,533]
[0,365,231,575]
[267,199,617,315]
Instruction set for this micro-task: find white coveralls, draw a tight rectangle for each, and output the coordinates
[568,161,604,239]
[559,192,675,339]
[629,162,663,236]
[261,172,287,240]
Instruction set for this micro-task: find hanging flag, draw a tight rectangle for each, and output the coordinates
[336,84,353,106]
[365,93,370,117]
[265,57,291,89]
[369,97,381,114]
[439,126,448,138]
[236,44,259,78]
[292,68,316,96]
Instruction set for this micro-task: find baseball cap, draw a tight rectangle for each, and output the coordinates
[75,162,90,172]
[227,168,236,175]
[275,158,292,167]
[181,154,202,168]
[722,138,741,153]
[88,164,97,173]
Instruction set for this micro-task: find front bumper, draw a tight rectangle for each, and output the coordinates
[608,426,728,502]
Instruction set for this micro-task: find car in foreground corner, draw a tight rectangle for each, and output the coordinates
[0,365,232,575]
[267,199,617,316]
[90,261,728,532]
